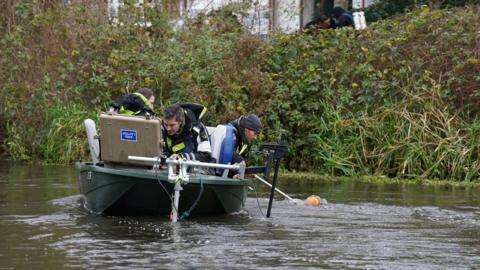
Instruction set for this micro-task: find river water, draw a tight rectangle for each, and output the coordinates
[1,162,479,269]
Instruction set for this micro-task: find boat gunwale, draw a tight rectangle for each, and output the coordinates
[76,161,251,186]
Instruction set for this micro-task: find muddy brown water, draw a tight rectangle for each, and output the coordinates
[1,162,479,269]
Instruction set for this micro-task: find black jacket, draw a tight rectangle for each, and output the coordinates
[162,104,215,163]
[110,93,154,116]
[228,119,252,164]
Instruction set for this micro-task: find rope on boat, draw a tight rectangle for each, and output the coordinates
[152,156,205,220]
[250,180,265,217]
[180,175,204,220]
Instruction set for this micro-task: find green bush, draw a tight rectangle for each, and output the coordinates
[1,3,480,181]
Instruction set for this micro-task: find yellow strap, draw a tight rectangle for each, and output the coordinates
[199,106,207,120]
[239,144,248,155]
[166,137,185,153]
[172,142,185,153]
[119,106,135,115]
[133,92,153,110]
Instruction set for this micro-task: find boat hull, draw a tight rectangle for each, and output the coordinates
[76,162,249,217]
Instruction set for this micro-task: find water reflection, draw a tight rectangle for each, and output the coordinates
[0,162,479,269]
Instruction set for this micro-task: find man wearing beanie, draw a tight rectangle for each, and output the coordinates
[228,114,263,165]
[110,88,156,116]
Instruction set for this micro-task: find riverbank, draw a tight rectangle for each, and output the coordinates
[1,3,480,181]
[279,172,480,188]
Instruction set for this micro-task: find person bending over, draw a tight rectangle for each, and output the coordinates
[162,103,215,163]
[110,88,155,116]
[229,114,263,165]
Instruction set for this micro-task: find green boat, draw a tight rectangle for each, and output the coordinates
[76,161,250,217]
[77,113,286,221]
[77,114,251,220]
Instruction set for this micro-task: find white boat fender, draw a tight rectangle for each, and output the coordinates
[208,124,235,176]
[84,119,100,165]
[208,124,235,164]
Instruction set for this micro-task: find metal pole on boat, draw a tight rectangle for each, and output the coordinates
[171,181,182,223]
[266,157,281,218]
[254,174,294,202]
[258,135,288,218]
[170,160,189,223]
[128,156,245,179]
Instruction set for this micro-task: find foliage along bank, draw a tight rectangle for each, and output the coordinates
[1,3,480,181]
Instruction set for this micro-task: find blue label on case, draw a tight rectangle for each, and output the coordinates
[121,129,137,142]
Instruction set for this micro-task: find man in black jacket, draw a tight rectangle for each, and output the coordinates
[162,103,215,163]
[331,6,354,28]
[228,114,263,165]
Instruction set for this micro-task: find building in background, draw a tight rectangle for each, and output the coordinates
[108,0,376,34]
[180,0,271,35]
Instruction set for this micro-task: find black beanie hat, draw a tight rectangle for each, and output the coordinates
[239,114,263,134]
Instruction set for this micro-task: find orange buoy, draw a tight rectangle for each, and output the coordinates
[305,195,322,207]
